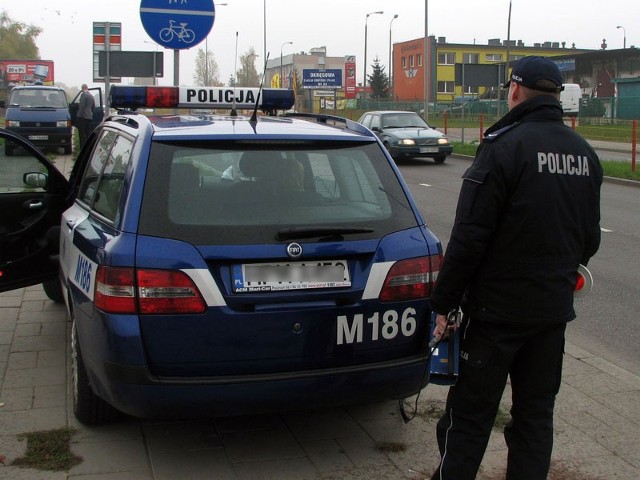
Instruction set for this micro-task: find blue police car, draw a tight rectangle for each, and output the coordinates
[0,86,443,424]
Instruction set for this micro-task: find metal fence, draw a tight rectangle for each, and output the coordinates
[356,96,640,124]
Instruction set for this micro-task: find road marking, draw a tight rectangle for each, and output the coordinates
[601,228,613,233]
[419,183,432,187]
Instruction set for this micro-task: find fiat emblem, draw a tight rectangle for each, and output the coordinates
[286,242,303,259]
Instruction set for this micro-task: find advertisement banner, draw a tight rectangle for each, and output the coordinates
[344,55,356,99]
[0,60,55,87]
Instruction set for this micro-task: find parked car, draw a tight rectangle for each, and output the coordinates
[2,85,73,155]
[1,85,103,156]
[358,110,452,164]
[0,85,444,424]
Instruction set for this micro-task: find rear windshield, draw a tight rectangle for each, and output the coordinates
[138,141,418,245]
[9,89,68,108]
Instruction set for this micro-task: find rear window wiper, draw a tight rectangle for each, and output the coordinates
[276,226,374,241]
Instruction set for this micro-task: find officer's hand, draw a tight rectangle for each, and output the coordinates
[433,314,449,339]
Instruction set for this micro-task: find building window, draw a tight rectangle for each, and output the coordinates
[437,52,455,65]
[462,53,479,64]
[417,53,422,66]
[410,55,414,67]
[486,54,503,62]
[401,57,406,69]
[437,81,455,93]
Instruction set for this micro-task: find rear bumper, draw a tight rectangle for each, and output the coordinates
[100,356,430,418]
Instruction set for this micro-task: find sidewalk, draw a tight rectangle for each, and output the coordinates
[1,285,639,479]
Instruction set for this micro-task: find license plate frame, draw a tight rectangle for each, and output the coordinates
[232,260,351,292]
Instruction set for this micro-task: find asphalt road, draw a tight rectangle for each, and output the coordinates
[397,154,640,376]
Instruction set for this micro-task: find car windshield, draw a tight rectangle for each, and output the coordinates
[382,113,429,129]
[9,89,68,108]
[139,140,417,245]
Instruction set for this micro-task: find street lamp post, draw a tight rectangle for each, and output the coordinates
[617,25,626,49]
[364,10,384,98]
[280,41,293,88]
[389,14,398,98]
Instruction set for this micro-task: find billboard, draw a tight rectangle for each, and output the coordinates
[0,60,55,87]
[303,69,343,89]
[98,51,163,78]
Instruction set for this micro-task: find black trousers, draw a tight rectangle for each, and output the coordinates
[76,117,91,147]
[431,317,566,480]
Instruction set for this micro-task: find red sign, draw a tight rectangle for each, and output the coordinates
[344,55,357,99]
[0,60,55,87]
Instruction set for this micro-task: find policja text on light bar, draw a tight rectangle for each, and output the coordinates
[109,86,295,112]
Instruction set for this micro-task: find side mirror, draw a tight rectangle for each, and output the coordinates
[23,172,48,189]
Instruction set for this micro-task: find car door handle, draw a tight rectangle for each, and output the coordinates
[66,220,77,229]
[28,201,44,210]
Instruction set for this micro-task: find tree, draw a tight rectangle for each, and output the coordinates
[235,47,260,87]
[0,11,41,59]
[192,47,223,86]
[367,57,389,99]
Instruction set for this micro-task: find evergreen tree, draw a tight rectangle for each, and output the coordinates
[367,57,389,99]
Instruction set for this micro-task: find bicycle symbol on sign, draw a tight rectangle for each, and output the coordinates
[159,20,195,44]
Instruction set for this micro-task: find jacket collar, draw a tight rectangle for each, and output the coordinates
[485,95,563,137]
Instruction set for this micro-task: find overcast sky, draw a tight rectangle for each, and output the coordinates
[4,0,636,88]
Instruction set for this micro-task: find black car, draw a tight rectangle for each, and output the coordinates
[358,111,452,163]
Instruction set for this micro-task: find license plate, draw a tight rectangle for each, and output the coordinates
[420,147,438,153]
[233,260,351,292]
[28,135,48,141]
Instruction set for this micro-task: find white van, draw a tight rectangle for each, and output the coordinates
[560,83,581,117]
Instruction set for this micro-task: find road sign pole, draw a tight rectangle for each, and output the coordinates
[174,50,179,86]
[105,22,111,113]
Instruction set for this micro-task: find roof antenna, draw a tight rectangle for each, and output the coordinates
[250,52,270,123]
[231,31,239,117]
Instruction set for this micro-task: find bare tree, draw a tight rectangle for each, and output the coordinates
[235,47,260,87]
[193,47,223,86]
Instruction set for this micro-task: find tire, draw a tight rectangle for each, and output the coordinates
[434,155,447,164]
[5,144,14,156]
[71,318,120,425]
[42,278,64,303]
[63,145,72,155]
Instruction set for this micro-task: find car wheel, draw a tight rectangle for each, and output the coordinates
[63,145,72,155]
[5,144,14,156]
[42,278,64,303]
[434,155,447,164]
[71,318,120,425]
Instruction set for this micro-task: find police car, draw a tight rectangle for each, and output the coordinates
[0,85,443,424]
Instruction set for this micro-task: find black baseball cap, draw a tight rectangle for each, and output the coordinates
[504,56,564,93]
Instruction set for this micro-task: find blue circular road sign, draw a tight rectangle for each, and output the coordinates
[140,0,216,50]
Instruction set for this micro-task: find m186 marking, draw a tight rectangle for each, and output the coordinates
[337,308,417,345]
[74,255,92,294]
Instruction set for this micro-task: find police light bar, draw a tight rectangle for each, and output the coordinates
[110,86,295,111]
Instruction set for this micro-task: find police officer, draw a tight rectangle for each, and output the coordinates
[428,56,602,480]
[76,84,95,148]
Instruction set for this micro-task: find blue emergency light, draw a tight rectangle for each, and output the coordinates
[110,86,295,112]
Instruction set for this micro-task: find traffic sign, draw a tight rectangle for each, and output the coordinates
[140,0,216,50]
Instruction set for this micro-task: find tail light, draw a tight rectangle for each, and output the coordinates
[379,255,442,302]
[94,266,206,314]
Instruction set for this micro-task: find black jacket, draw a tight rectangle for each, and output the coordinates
[429,95,602,324]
